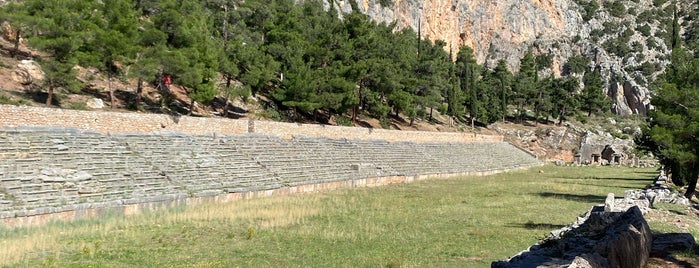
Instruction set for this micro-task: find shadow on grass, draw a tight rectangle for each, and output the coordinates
[558,181,644,190]
[537,192,606,203]
[555,176,651,182]
[507,221,566,230]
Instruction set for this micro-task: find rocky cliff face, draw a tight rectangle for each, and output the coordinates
[330,0,696,116]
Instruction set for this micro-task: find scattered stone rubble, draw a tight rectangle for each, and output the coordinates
[492,172,696,268]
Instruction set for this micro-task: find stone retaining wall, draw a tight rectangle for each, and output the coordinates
[0,105,502,142]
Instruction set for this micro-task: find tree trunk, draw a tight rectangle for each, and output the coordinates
[189,98,195,116]
[684,164,698,199]
[108,72,115,109]
[11,29,20,58]
[136,77,143,110]
[45,84,53,107]
[685,181,696,199]
[223,76,231,117]
[429,107,433,121]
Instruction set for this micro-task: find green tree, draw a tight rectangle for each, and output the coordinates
[639,47,699,198]
[563,55,590,75]
[20,0,90,107]
[581,66,609,116]
[493,60,512,122]
[551,76,580,125]
[513,50,537,122]
[455,45,479,127]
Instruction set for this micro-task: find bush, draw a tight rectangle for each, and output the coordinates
[604,1,626,18]
[378,0,392,7]
[602,21,620,36]
[637,24,652,37]
[590,28,604,39]
[652,0,667,7]
[631,41,644,53]
[637,10,656,22]
[577,0,599,21]
[646,37,659,50]
[69,102,90,110]
[379,117,391,129]
[563,55,590,75]
[637,61,656,76]
[335,115,353,126]
[603,39,630,58]
[0,94,29,105]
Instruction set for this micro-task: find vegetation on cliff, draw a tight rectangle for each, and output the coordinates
[1,0,623,127]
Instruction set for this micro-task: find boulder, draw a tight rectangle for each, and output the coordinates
[12,60,45,85]
[594,206,652,268]
[86,98,104,109]
[651,233,697,257]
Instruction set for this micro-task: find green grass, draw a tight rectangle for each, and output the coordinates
[0,166,660,267]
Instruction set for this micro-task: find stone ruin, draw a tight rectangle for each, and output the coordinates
[492,173,696,268]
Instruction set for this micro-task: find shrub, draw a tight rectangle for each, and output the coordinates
[604,1,626,18]
[637,10,656,22]
[646,37,659,50]
[69,102,90,110]
[631,41,644,53]
[652,0,667,7]
[622,27,634,37]
[602,21,620,36]
[563,55,590,75]
[578,0,599,21]
[590,28,604,39]
[637,24,652,37]
[637,61,656,76]
[335,115,353,126]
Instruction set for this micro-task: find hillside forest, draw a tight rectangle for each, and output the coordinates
[0,0,613,127]
[0,0,698,197]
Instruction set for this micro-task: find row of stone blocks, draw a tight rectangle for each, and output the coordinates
[0,126,540,218]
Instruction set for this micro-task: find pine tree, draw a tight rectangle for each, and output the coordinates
[493,60,512,122]
[640,47,699,198]
[581,66,609,116]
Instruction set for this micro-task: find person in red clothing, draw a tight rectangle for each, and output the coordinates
[163,74,172,89]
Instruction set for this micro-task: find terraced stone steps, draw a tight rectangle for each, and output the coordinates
[0,126,540,220]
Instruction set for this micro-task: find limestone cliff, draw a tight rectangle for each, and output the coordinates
[329,0,696,116]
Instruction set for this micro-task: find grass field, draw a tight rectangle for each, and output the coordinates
[0,165,669,267]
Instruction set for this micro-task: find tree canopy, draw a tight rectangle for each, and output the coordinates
[0,0,614,126]
[638,46,699,198]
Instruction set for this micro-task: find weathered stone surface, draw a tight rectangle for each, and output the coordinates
[493,206,651,267]
[0,125,540,228]
[651,233,697,256]
[11,60,44,85]
[86,98,104,109]
[595,206,652,268]
[604,193,615,212]
[570,253,610,268]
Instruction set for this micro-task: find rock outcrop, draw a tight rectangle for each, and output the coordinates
[492,173,696,267]
[334,0,697,116]
[492,205,653,268]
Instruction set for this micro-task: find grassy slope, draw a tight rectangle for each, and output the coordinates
[0,166,682,267]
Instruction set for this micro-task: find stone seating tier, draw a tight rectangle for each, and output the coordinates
[0,127,540,218]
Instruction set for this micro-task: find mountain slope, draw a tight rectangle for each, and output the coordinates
[344,0,696,115]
